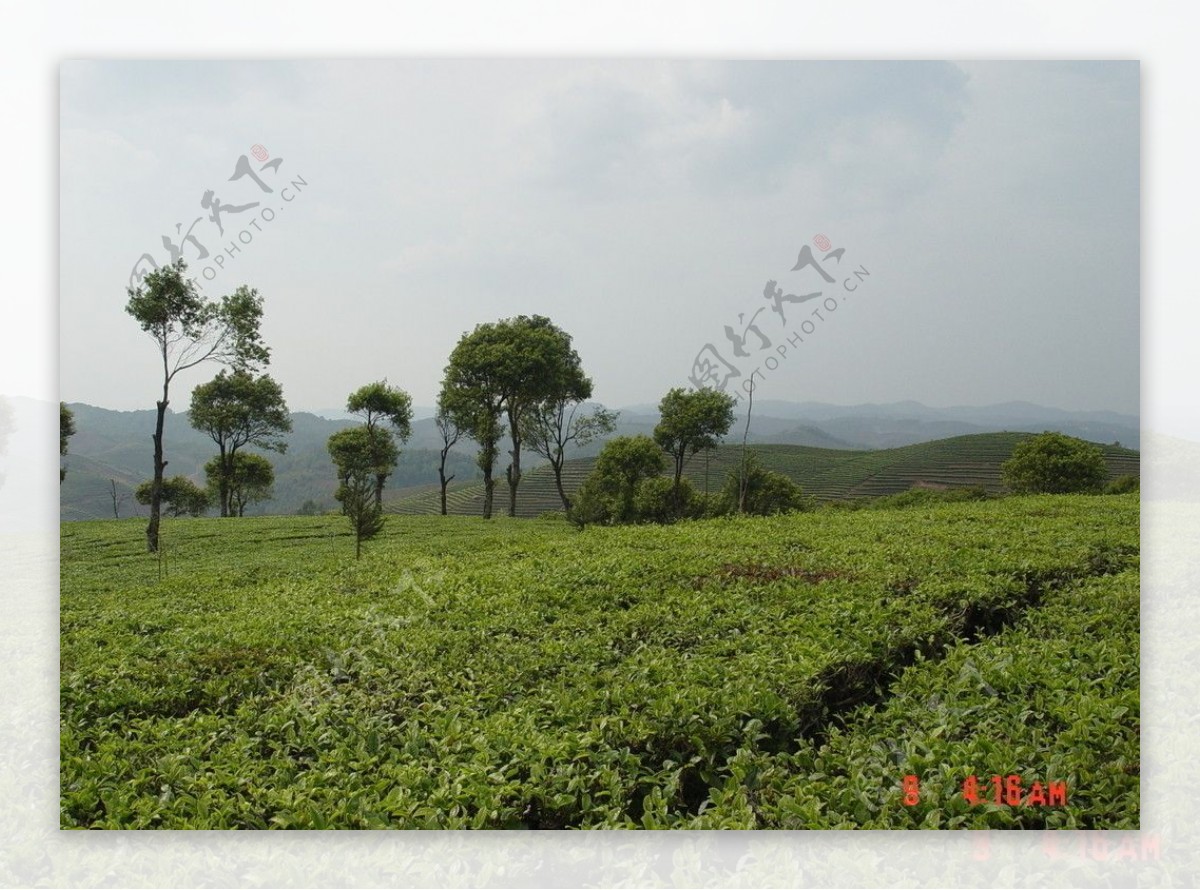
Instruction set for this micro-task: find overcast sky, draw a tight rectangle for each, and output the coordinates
[59,60,1139,415]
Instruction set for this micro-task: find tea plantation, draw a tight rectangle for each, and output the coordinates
[387,433,1140,517]
[60,494,1138,829]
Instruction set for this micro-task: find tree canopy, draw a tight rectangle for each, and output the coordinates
[442,315,589,518]
[190,370,291,516]
[328,426,395,557]
[125,259,271,551]
[205,452,275,517]
[344,381,413,511]
[1001,432,1108,494]
[135,475,210,518]
[653,387,737,508]
[571,435,666,526]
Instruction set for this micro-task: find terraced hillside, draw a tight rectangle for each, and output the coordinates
[387,432,1140,518]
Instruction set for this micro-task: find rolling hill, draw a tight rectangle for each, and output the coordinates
[387,432,1141,518]
[60,399,1140,521]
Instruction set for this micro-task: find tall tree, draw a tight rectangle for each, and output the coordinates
[441,328,507,519]
[653,386,737,512]
[522,400,618,511]
[346,381,413,511]
[737,378,755,514]
[443,315,588,518]
[126,259,269,551]
[496,316,589,518]
[189,370,291,516]
[328,426,394,558]
[60,402,76,482]
[433,400,461,516]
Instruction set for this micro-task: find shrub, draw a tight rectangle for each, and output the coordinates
[720,454,807,516]
[633,476,703,524]
[134,476,210,518]
[867,485,994,510]
[1105,474,1139,494]
[569,436,666,526]
[1001,432,1108,495]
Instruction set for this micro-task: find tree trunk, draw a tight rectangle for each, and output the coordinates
[481,460,494,520]
[218,443,230,517]
[374,474,385,513]
[552,457,570,511]
[506,419,521,518]
[476,416,500,520]
[437,465,453,516]
[672,450,684,515]
[739,380,754,514]
[146,389,168,553]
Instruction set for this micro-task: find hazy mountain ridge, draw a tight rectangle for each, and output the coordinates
[59,399,1140,521]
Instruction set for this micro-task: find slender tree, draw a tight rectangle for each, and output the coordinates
[441,330,506,519]
[737,379,755,514]
[328,426,393,558]
[125,259,269,551]
[189,370,290,516]
[522,400,618,511]
[108,479,128,519]
[346,381,413,511]
[434,400,461,516]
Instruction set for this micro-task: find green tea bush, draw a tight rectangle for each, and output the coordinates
[61,495,1138,828]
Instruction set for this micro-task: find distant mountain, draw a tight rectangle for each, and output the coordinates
[60,398,1140,521]
[311,405,439,422]
[622,399,1139,450]
[60,404,482,522]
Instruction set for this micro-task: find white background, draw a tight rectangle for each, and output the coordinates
[3,1,1199,886]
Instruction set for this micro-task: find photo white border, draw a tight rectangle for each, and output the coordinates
[5,0,1198,885]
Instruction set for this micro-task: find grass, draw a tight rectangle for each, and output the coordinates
[61,493,1138,829]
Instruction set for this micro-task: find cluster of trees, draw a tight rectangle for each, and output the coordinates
[120,263,1132,559]
[437,314,614,520]
[569,388,806,527]
[189,370,290,517]
[323,315,617,556]
[114,276,809,553]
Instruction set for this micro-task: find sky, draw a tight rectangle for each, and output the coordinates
[59,60,1139,416]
